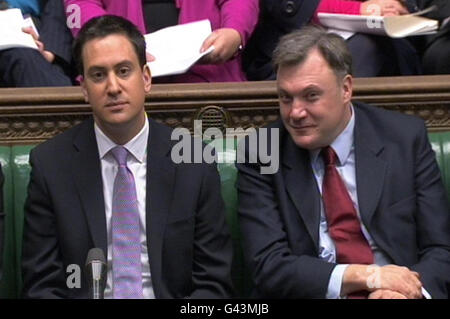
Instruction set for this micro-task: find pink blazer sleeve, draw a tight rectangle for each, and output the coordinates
[65,0,107,37]
[217,0,259,47]
[64,0,146,37]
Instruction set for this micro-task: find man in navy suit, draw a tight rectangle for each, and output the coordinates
[236,26,450,299]
[0,0,74,87]
[21,15,233,298]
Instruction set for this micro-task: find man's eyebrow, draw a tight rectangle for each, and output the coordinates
[86,65,106,74]
[86,60,134,73]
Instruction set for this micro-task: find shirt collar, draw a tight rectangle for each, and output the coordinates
[310,103,355,166]
[94,114,149,163]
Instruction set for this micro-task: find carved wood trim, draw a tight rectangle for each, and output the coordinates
[0,75,449,144]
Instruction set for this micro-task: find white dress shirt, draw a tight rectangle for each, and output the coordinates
[94,118,155,299]
[309,105,430,299]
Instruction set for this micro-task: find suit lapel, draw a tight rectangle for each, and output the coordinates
[283,135,321,253]
[145,119,175,298]
[71,119,108,256]
[353,104,387,228]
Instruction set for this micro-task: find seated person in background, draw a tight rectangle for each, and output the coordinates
[64,0,259,83]
[0,0,75,87]
[243,0,421,80]
[21,15,234,298]
[415,0,450,75]
[236,26,450,299]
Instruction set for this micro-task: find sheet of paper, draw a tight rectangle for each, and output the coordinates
[145,19,214,77]
[0,9,38,51]
[317,12,438,38]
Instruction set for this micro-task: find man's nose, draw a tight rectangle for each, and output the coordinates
[106,73,121,96]
[290,99,308,119]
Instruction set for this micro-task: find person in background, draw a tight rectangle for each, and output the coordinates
[0,0,75,87]
[243,0,421,80]
[64,0,259,83]
[415,0,450,75]
[236,26,450,299]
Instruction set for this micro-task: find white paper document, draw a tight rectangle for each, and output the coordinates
[0,8,38,51]
[318,11,438,38]
[145,19,214,77]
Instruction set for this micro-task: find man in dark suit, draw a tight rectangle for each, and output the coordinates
[236,26,450,299]
[0,0,75,87]
[21,15,233,298]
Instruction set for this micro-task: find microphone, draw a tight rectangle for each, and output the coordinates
[85,248,107,299]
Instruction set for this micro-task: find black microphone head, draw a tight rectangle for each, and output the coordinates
[85,248,106,266]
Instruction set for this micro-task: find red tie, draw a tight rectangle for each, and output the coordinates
[321,146,374,265]
[322,147,373,298]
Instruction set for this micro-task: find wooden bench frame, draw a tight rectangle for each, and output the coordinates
[0,75,449,144]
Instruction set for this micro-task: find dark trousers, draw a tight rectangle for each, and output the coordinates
[347,33,422,77]
[422,34,450,75]
[0,48,73,87]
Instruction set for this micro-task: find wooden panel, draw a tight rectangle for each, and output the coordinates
[0,75,449,144]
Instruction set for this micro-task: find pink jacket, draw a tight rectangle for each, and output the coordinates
[316,0,362,15]
[65,0,259,82]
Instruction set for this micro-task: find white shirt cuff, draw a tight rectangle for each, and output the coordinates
[326,264,349,299]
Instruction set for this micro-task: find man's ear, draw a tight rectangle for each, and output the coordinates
[342,74,353,104]
[143,64,152,93]
[80,76,89,103]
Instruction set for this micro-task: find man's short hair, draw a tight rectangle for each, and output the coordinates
[273,26,353,80]
[73,15,147,75]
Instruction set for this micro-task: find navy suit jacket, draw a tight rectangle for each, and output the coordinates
[236,102,450,298]
[22,117,234,298]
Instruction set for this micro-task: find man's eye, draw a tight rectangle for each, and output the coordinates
[118,67,131,77]
[306,92,320,101]
[91,72,104,81]
[279,94,292,103]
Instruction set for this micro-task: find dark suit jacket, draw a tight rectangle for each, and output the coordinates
[21,117,234,298]
[39,0,75,78]
[242,0,320,81]
[236,102,450,298]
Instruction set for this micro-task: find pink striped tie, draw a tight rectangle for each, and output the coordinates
[111,146,143,299]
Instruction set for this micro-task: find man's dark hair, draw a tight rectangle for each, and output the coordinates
[73,15,147,75]
[273,26,353,80]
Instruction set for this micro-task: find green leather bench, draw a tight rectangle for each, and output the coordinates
[0,132,449,298]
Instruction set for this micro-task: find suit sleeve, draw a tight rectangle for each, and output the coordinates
[190,159,235,298]
[236,134,336,298]
[409,122,450,299]
[21,149,68,299]
[39,0,74,66]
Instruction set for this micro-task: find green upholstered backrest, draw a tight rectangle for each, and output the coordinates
[429,132,450,201]
[0,145,34,298]
[0,146,15,298]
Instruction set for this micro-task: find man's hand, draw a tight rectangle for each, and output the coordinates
[361,0,409,16]
[368,289,408,299]
[342,264,423,299]
[22,27,55,63]
[199,28,242,64]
